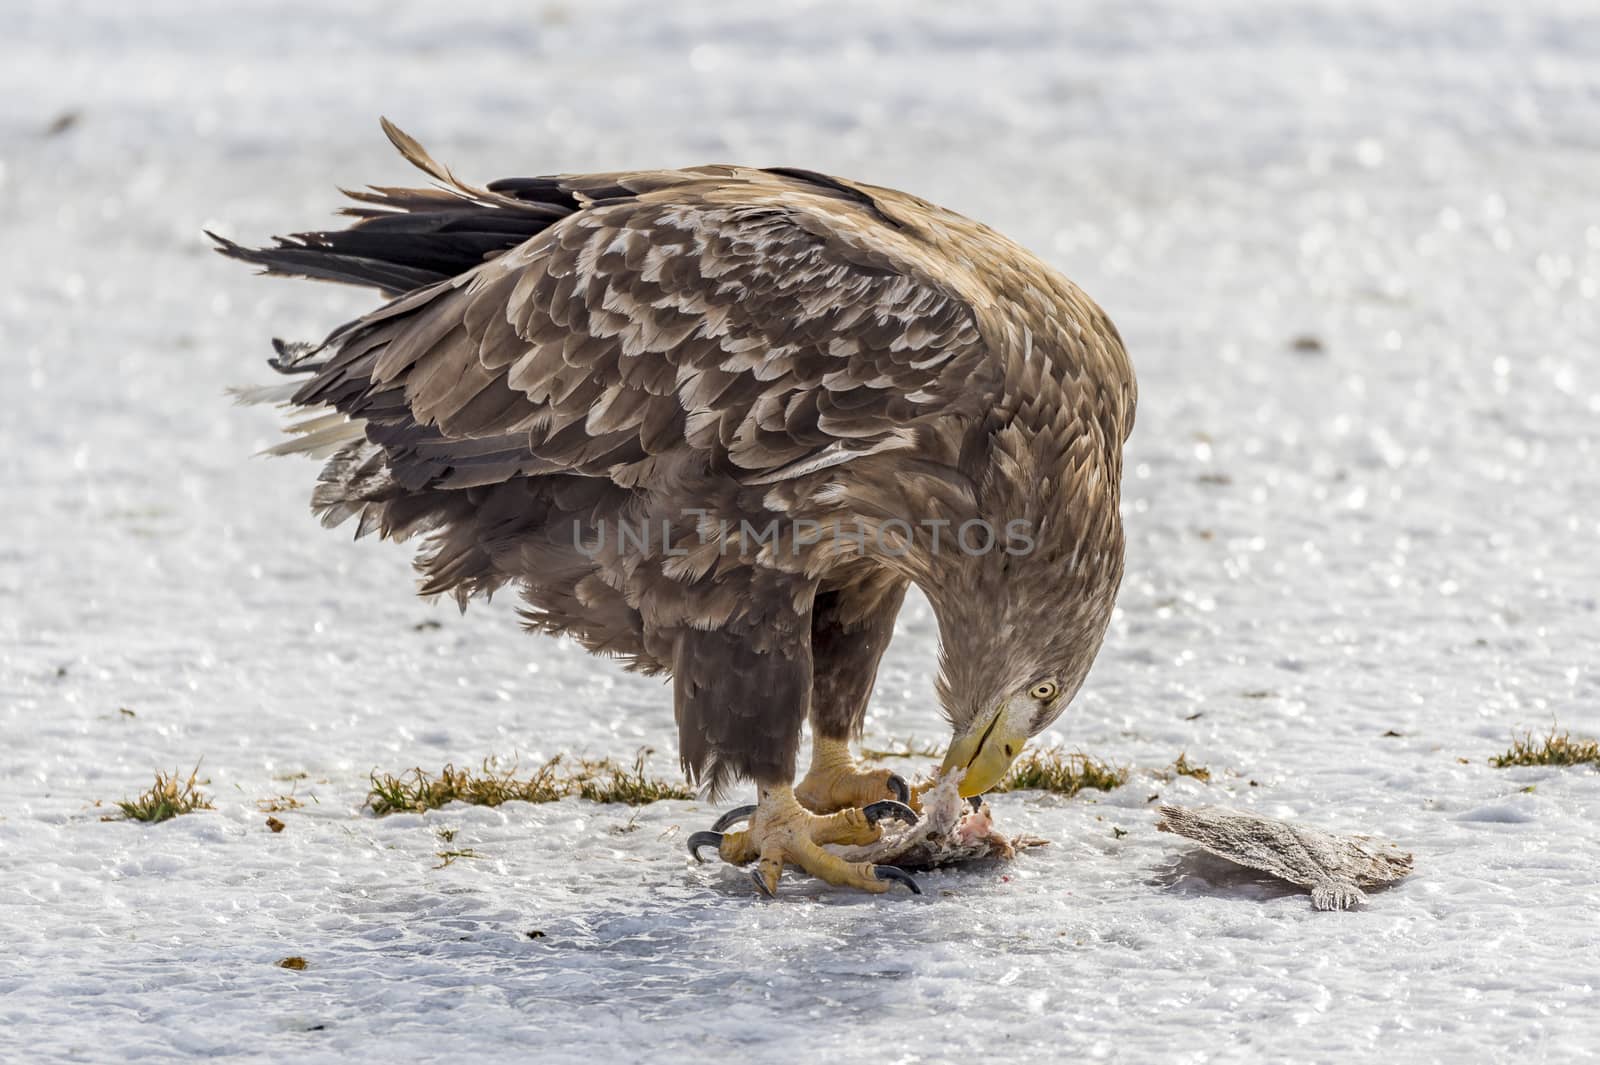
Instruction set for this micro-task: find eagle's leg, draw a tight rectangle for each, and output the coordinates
[694,784,921,896]
[794,581,911,814]
[795,736,910,813]
[675,586,918,894]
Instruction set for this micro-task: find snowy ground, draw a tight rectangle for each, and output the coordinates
[4,0,1600,1061]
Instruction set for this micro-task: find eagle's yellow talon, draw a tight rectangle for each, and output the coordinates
[795,736,908,814]
[716,828,760,865]
[693,784,921,896]
[753,850,784,897]
[809,806,880,846]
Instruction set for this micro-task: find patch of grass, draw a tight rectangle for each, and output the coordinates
[365,749,690,816]
[994,749,1128,797]
[570,749,694,804]
[430,825,482,867]
[105,766,213,823]
[256,793,304,813]
[1171,752,1211,782]
[1490,726,1600,769]
[366,756,566,816]
[433,848,482,868]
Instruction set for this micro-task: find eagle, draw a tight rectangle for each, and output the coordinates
[215,120,1136,897]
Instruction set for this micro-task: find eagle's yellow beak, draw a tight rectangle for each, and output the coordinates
[939,701,1029,797]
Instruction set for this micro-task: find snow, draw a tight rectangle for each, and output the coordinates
[3,0,1600,1060]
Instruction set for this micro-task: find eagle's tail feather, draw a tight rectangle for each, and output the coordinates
[207,121,578,298]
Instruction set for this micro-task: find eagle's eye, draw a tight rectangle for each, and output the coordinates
[1029,680,1059,702]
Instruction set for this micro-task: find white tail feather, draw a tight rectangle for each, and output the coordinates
[226,381,302,406]
[263,418,369,458]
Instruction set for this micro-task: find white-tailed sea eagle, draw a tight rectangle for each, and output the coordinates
[214,121,1135,896]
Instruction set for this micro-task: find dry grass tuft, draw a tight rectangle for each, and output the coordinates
[994,748,1128,797]
[431,825,483,867]
[105,766,213,823]
[1490,726,1600,769]
[569,749,695,804]
[432,849,481,868]
[256,793,304,813]
[863,739,1135,799]
[365,749,690,816]
[366,756,565,816]
[1171,752,1212,782]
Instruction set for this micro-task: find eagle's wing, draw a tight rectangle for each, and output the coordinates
[266,148,996,506]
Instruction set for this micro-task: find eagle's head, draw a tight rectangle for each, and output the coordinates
[936,677,1074,799]
[925,404,1128,796]
[931,570,1121,796]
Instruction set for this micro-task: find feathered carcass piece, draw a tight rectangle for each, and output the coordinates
[1157,804,1413,911]
[831,771,1047,870]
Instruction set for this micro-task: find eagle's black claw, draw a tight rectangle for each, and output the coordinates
[862,800,919,827]
[887,774,910,805]
[711,804,758,833]
[750,868,778,898]
[687,830,724,864]
[968,795,985,813]
[873,865,923,895]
